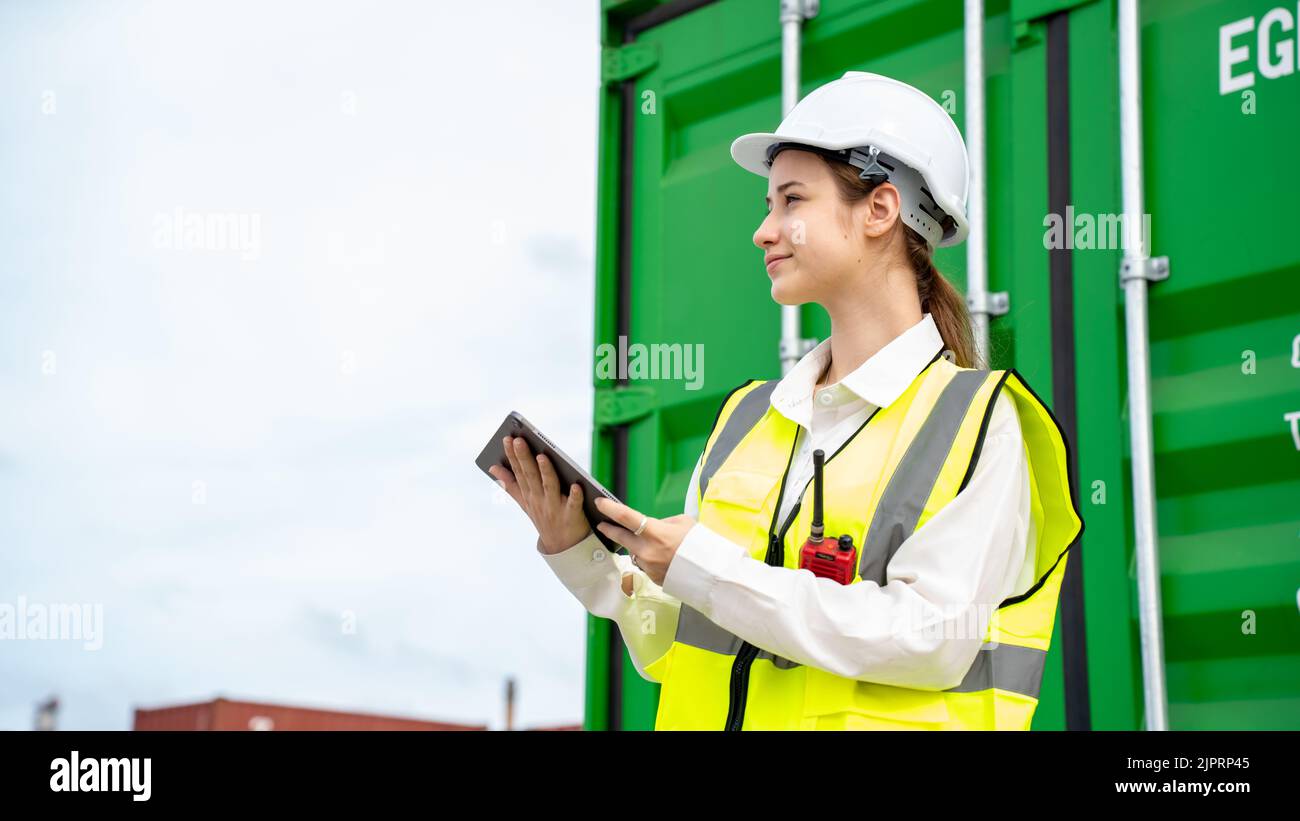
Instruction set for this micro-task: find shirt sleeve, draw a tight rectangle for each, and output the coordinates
[660,391,1032,691]
[536,453,700,683]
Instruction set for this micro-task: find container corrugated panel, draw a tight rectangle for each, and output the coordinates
[133,698,487,731]
[588,0,1300,730]
[1056,0,1300,730]
[1132,0,1300,728]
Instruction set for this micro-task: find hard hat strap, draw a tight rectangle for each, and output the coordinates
[765,140,891,184]
[764,140,949,247]
[845,145,890,183]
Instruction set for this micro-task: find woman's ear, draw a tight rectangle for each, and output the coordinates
[861,183,902,240]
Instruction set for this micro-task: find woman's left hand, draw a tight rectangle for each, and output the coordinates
[593,496,696,587]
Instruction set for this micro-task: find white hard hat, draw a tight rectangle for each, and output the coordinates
[730,71,971,248]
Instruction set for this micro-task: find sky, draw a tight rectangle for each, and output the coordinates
[0,0,602,730]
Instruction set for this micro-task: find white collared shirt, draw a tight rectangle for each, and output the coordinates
[538,313,1036,691]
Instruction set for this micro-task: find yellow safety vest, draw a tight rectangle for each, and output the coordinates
[644,355,1083,730]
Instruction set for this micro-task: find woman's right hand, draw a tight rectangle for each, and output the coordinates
[489,435,594,555]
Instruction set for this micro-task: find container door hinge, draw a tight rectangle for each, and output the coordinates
[602,42,659,85]
[1012,20,1042,50]
[780,0,820,22]
[1119,255,1170,286]
[594,384,656,428]
[967,291,1010,317]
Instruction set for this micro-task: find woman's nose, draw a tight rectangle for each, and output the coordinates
[753,212,780,248]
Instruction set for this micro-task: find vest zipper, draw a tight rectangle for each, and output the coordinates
[723,429,800,731]
[720,404,885,731]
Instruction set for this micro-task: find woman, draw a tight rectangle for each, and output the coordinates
[490,72,1081,730]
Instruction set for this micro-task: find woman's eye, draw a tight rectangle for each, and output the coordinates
[786,195,800,204]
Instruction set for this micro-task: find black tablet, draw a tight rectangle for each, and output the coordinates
[475,411,624,553]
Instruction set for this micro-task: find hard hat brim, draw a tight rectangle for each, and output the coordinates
[729,132,784,177]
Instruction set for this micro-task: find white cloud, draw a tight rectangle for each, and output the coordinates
[0,0,599,730]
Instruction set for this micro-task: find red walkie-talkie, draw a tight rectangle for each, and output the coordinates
[798,449,858,585]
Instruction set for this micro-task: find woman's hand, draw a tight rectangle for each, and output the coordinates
[592,497,696,587]
[489,436,592,555]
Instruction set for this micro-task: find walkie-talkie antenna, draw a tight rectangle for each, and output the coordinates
[810,449,825,543]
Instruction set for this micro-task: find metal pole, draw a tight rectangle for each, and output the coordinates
[963,0,993,367]
[1118,0,1169,731]
[778,0,818,375]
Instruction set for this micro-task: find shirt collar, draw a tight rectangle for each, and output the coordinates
[769,313,945,426]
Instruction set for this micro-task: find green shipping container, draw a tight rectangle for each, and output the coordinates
[583,0,1300,730]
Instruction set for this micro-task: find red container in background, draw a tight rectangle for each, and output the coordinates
[133,697,487,731]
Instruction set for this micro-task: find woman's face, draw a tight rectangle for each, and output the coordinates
[752,149,899,306]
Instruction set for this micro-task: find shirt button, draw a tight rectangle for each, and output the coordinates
[592,548,606,562]
[817,390,834,406]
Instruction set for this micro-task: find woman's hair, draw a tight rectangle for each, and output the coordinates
[818,155,980,369]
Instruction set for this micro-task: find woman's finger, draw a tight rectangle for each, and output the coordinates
[596,520,640,550]
[511,437,541,499]
[566,481,583,512]
[488,464,523,505]
[502,437,526,498]
[595,515,651,553]
[536,453,558,501]
[595,496,651,534]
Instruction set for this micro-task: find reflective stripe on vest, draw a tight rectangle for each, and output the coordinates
[676,605,802,670]
[698,380,779,499]
[676,600,1050,696]
[674,603,1047,695]
[947,642,1047,697]
[857,368,989,584]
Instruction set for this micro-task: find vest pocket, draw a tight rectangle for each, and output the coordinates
[802,674,951,729]
[704,469,776,513]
